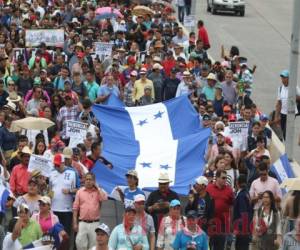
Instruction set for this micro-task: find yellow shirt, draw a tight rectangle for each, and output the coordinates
[133,78,154,101]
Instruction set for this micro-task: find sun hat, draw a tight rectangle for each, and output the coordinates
[6,92,21,103]
[206,73,217,81]
[158,172,172,183]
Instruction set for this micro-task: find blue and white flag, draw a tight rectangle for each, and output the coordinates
[270,153,295,183]
[0,184,10,214]
[92,96,209,195]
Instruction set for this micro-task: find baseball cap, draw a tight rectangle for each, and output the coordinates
[130,70,138,77]
[260,114,269,121]
[153,63,162,70]
[195,176,208,186]
[202,114,211,121]
[206,73,217,81]
[140,67,147,74]
[183,71,191,77]
[72,147,80,155]
[170,199,181,207]
[134,194,146,203]
[127,56,136,65]
[95,223,110,236]
[186,210,198,218]
[228,114,236,122]
[17,203,29,214]
[223,105,231,112]
[125,205,136,213]
[171,68,177,74]
[63,147,72,159]
[38,196,51,205]
[125,170,138,179]
[53,154,64,166]
[280,70,289,78]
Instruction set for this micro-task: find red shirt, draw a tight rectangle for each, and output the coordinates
[81,157,94,171]
[198,26,210,49]
[206,183,234,224]
[162,59,176,77]
[9,164,30,195]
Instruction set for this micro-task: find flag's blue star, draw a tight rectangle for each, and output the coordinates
[137,119,147,126]
[160,164,171,170]
[154,111,164,119]
[140,162,152,168]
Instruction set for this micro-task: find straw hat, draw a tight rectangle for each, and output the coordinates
[158,172,172,183]
[6,92,21,103]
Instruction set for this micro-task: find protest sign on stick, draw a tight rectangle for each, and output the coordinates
[66,121,88,148]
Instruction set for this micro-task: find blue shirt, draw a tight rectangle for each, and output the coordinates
[108,224,149,250]
[173,228,208,250]
[97,84,120,104]
[123,187,145,208]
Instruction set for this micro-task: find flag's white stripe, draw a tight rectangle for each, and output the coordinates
[126,103,177,187]
[273,159,288,182]
[125,103,173,142]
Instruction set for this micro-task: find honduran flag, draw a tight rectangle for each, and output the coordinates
[92,95,210,195]
[0,184,10,214]
[271,153,295,184]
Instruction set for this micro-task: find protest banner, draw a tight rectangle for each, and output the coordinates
[66,120,88,147]
[28,154,53,177]
[229,121,249,151]
[25,29,64,47]
[183,15,195,27]
[94,42,113,59]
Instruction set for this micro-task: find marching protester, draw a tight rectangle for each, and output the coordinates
[146,173,179,233]
[108,205,149,250]
[157,199,185,250]
[134,194,156,250]
[91,223,110,250]
[73,172,107,250]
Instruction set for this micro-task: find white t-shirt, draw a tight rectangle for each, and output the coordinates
[49,168,77,212]
[277,85,300,115]
[2,233,22,250]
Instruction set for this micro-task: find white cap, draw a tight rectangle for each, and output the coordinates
[195,176,208,186]
[95,223,110,236]
[134,194,146,203]
[38,196,51,205]
[4,101,16,111]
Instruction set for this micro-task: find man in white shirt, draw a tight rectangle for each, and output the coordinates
[49,153,79,235]
[176,71,192,97]
[276,69,300,139]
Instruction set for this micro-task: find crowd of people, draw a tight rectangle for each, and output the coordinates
[0,0,300,250]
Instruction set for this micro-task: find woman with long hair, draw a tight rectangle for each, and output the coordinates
[223,150,239,189]
[33,140,46,155]
[253,190,282,250]
[50,94,64,119]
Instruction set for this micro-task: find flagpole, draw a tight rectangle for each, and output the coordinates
[286,0,300,161]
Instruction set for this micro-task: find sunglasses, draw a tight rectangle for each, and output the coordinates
[38,202,47,206]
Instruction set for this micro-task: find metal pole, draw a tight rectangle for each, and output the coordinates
[286,0,300,161]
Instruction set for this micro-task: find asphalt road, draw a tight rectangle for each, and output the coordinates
[193,0,300,163]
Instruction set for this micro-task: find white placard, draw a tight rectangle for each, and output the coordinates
[183,15,195,27]
[28,154,54,177]
[66,120,88,137]
[229,121,249,151]
[94,42,113,57]
[25,29,64,47]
